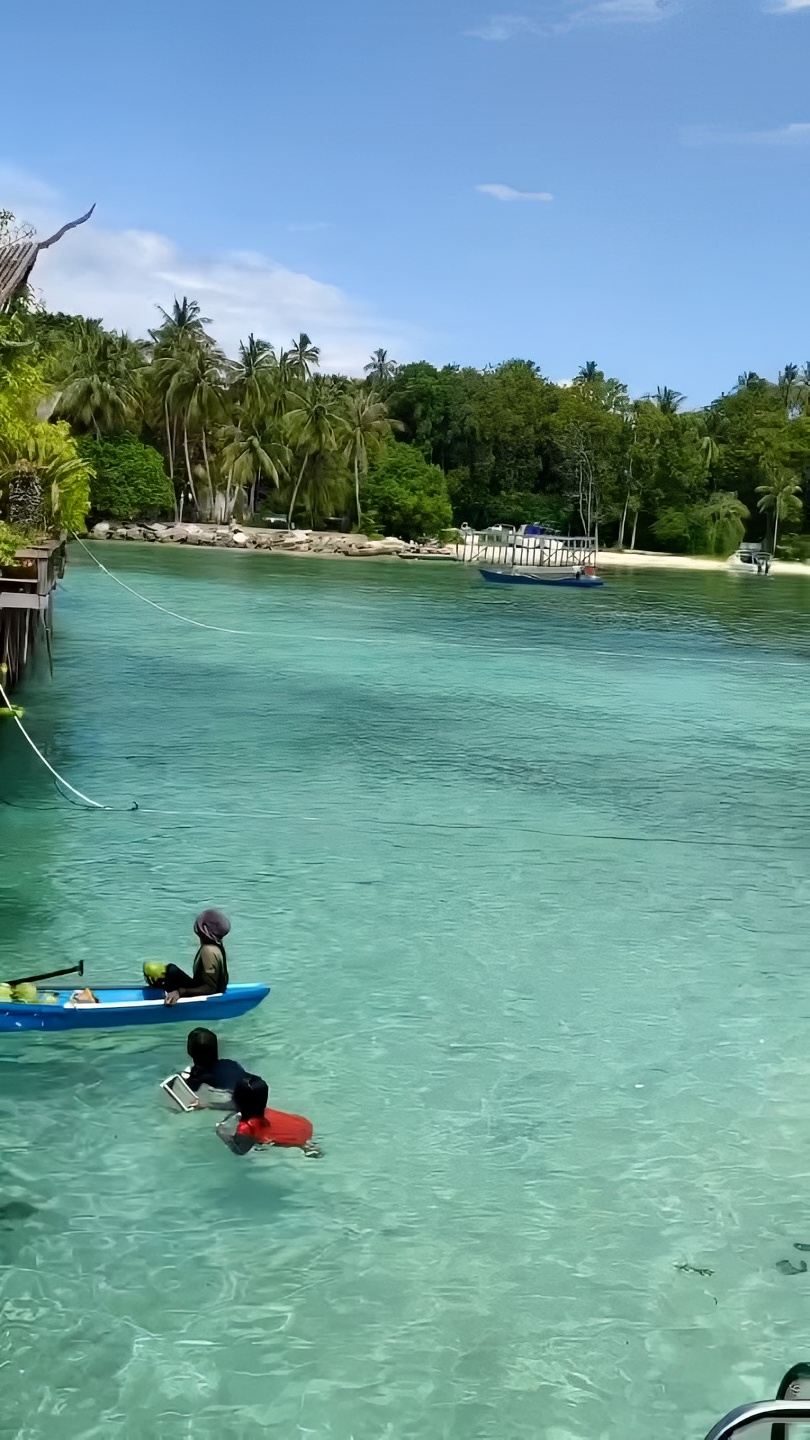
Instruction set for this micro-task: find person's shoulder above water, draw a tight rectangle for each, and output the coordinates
[208,1057,247,1091]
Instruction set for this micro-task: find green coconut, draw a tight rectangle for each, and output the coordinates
[143,961,167,984]
[11,983,38,1004]
[42,992,59,1005]
[0,983,13,1001]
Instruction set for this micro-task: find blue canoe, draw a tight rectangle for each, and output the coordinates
[480,567,605,588]
[0,983,270,1033]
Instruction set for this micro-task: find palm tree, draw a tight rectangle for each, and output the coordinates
[149,298,214,494]
[220,423,290,515]
[654,386,685,416]
[150,296,211,349]
[736,371,762,392]
[364,348,398,387]
[166,339,226,515]
[343,390,397,526]
[701,491,749,557]
[779,363,799,415]
[230,334,276,416]
[52,323,145,435]
[700,433,721,475]
[801,362,810,416]
[0,431,92,533]
[756,464,803,556]
[284,332,320,382]
[576,361,600,384]
[284,377,344,526]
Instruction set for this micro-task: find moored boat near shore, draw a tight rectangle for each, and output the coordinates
[479,566,604,588]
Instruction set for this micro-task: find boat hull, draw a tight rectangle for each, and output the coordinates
[0,983,270,1033]
[479,567,604,588]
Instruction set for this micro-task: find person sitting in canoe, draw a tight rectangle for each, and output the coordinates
[216,1073,321,1157]
[152,909,230,1007]
[181,1026,247,1109]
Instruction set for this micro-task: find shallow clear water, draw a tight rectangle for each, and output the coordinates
[2,546,810,1440]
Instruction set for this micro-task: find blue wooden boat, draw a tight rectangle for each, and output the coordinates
[0,983,270,1033]
[480,566,605,589]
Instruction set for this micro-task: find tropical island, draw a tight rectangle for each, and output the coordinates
[1,206,808,575]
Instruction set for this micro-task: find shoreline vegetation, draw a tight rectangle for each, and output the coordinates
[86,521,810,577]
[2,203,810,586]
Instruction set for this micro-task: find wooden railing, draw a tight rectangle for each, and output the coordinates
[456,530,597,569]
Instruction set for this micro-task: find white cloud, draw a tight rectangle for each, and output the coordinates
[683,121,810,145]
[465,13,542,39]
[467,0,671,37]
[0,166,416,374]
[476,183,554,202]
[583,0,669,17]
[767,0,810,11]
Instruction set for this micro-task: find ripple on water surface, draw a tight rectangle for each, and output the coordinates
[1,547,810,1439]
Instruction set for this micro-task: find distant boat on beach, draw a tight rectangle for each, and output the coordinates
[728,543,772,576]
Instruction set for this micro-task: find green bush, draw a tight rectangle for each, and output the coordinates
[776,533,810,562]
[652,505,709,555]
[364,443,452,541]
[79,433,174,521]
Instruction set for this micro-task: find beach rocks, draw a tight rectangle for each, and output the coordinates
[85,520,457,563]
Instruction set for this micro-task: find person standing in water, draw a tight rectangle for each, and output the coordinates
[182,1027,247,1108]
[163,909,230,1006]
[216,1074,321,1157]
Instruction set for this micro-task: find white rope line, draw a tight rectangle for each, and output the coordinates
[0,674,111,810]
[130,805,810,852]
[72,533,258,636]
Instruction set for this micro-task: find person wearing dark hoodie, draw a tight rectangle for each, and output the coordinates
[182,1027,247,1109]
[162,909,230,1006]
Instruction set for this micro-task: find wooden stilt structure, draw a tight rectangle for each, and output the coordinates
[0,538,65,692]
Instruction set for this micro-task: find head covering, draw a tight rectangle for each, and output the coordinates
[194,908,231,945]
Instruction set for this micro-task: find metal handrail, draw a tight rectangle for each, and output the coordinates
[704,1401,810,1440]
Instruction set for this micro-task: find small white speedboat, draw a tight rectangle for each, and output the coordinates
[728,543,772,576]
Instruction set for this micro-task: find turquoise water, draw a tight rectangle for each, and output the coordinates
[2,545,810,1440]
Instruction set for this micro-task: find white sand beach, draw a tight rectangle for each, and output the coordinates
[597,549,810,578]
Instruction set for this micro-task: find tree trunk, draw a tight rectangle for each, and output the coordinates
[354,454,362,528]
[287,454,309,527]
[182,422,198,511]
[773,508,780,558]
[618,491,629,549]
[164,399,174,481]
[200,428,214,521]
[200,428,212,490]
[630,508,639,550]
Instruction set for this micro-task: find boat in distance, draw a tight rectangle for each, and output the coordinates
[479,566,605,589]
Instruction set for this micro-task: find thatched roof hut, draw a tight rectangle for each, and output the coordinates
[0,205,95,310]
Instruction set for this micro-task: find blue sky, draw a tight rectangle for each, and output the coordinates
[0,0,808,402]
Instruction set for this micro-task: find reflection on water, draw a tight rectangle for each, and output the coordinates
[1,547,810,1439]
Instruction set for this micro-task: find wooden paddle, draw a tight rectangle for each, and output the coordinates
[6,961,84,988]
